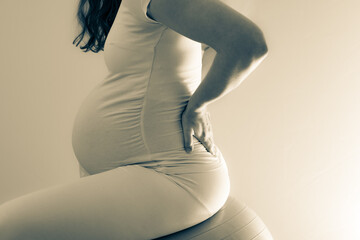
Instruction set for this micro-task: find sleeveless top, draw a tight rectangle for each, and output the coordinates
[71,0,228,177]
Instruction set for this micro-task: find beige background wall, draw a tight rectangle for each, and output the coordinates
[1,0,359,239]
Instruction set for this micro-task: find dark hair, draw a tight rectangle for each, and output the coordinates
[73,0,122,53]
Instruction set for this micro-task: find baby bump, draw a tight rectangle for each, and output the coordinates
[71,78,225,175]
[72,91,189,173]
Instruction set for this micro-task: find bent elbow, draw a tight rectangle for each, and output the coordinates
[249,29,268,59]
[254,40,268,59]
[235,30,268,66]
[220,28,268,66]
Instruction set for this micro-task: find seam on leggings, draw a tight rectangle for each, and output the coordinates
[140,27,168,161]
[149,166,213,217]
[170,175,213,217]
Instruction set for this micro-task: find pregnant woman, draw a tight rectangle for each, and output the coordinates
[0,0,268,239]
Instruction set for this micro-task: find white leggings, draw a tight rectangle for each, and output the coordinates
[0,164,229,240]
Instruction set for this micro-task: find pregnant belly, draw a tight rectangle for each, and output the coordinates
[71,89,188,174]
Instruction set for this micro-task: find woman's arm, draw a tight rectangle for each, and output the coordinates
[149,0,267,108]
[188,47,267,112]
[148,0,268,153]
[201,44,216,81]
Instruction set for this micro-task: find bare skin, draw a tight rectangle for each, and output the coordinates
[148,0,268,154]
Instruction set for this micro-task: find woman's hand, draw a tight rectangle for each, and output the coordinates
[181,106,217,155]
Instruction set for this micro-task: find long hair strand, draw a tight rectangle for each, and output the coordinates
[73,0,122,53]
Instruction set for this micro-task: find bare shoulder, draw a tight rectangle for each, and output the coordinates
[148,0,266,55]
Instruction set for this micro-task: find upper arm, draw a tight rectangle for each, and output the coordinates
[147,0,267,57]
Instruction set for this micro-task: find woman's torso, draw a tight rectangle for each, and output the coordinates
[71,0,227,176]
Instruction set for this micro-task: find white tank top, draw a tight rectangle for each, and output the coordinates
[72,0,225,175]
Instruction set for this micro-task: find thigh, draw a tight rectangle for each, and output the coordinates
[0,165,211,240]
